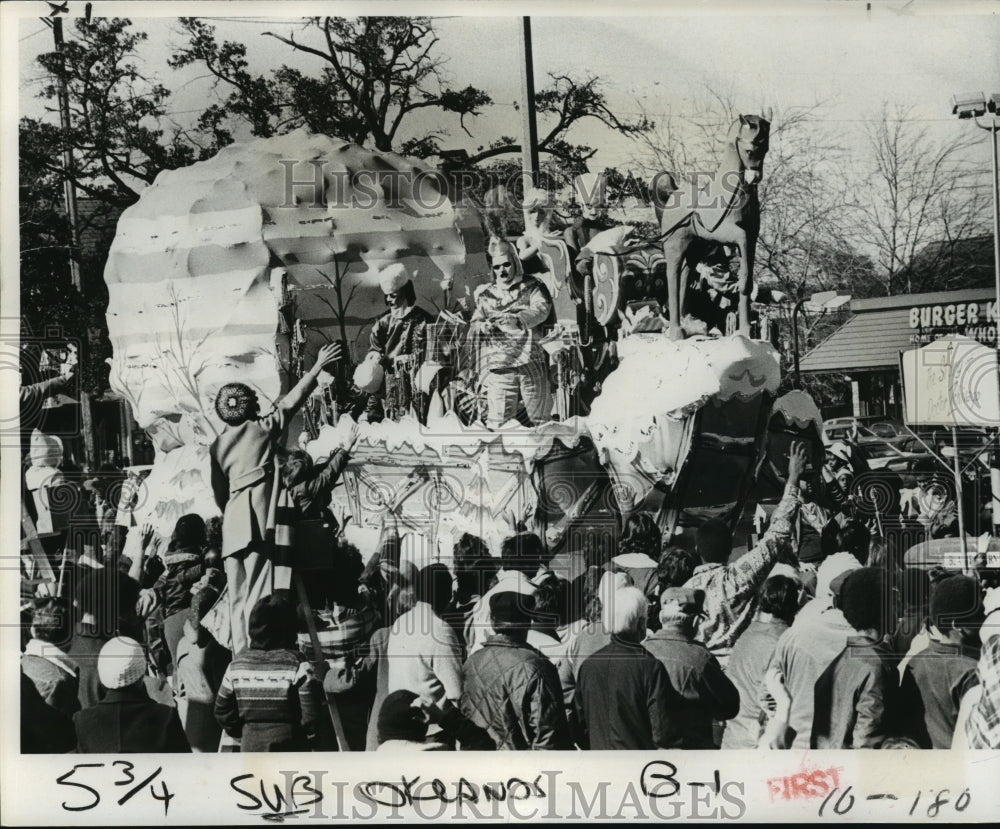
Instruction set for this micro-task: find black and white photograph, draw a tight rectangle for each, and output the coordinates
[3,0,1000,823]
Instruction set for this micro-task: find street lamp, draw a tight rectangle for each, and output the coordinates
[952,91,1000,529]
[792,290,851,389]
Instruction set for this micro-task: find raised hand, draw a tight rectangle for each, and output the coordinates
[787,441,809,483]
[314,342,343,372]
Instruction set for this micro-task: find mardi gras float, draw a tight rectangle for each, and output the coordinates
[104,116,788,565]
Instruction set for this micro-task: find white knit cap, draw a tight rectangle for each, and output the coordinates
[97,636,147,690]
[378,263,413,295]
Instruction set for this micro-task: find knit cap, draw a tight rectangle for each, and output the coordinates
[97,636,147,689]
[377,690,428,744]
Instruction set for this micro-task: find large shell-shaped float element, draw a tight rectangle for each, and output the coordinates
[104,130,486,533]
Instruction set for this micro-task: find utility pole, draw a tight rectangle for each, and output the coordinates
[51,15,82,291]
[46,9,95,468]
[518,17,540,188]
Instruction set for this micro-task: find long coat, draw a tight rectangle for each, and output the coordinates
[73,684,191,753]
[210,373,320,558]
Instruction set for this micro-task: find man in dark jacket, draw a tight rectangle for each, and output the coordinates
[460,591,571,750]
[811,568,901,749]
[575,586,681,749]
[73,636,190,753]
[899,575,983,748]
[22,670,76,753]
[643,588,739,749]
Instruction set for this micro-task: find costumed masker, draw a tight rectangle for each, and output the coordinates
[516,187,557,279]
[472,237,555,428]
[209,341,342,654]
[683,243,785,337]
[359,263,433,423]
[565,172,615,284]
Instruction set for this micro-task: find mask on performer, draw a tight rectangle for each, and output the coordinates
[487,238,523,292]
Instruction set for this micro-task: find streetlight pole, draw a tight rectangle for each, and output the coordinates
[952,92,1000,531]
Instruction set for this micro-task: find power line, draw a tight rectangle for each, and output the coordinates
[20,26,48,42]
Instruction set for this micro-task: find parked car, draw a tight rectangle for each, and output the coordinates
[860,440,928,471]
[822,416,909,448]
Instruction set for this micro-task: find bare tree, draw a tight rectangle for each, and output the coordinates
[847,103,990,296]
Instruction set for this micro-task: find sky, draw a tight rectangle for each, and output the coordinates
[10,1,1000,181]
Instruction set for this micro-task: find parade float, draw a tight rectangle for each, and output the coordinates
[104,116,786,564]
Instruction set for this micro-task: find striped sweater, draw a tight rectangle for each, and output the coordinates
[214,648,321,752]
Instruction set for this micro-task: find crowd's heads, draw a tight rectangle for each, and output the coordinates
[657,546,700,592]
[171,513,207,553]
[598,570,632,619]
[391,561,420,620]
[74,568,142,639]
[281,449,313,488]
[825,442,853,471]
[490,590,534,640]
[305,544,366,609]
[835,521,870,565]
[658,587,705,635]
[29,597,70,646]
[377,690,428,745]
[453,533,489,570]
[604,586,649,641]
[929,575,985,642]
[500,533,546,576]
[530,579,565,631]
[248,594,299,650]
[817,551,863,600]
[759,575,800,626]
[696,520,733,565]
[416,563,453,615]
[214,382,260,426]
[620,513,662,558]
[97,636,147,690]
[838,567,889,635]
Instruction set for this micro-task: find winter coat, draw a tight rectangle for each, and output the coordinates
[210,371,321,558]
[73,683,190,753]
[460,634,571,750]
[155,548,205,618]
[575,635,681,750]
[21,671,76,754]
[642,628,740,749]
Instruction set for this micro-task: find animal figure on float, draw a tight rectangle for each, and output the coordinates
[654,112,771,336]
